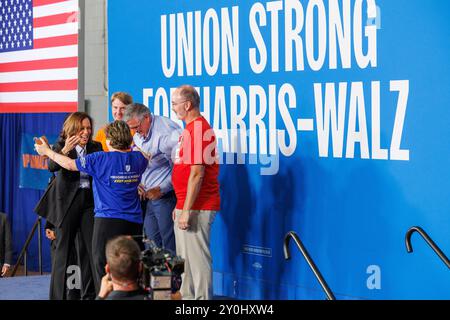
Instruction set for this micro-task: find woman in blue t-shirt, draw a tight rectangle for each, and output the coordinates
[35,120,148,294]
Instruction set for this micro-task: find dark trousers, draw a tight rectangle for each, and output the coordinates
[76,231,96,299]
[50,236,77,300]
[92,217,142,294]
[49,189,96,300]
[50,232,93,300]
[143,191,177,253]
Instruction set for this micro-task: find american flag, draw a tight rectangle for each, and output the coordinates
[0,0,78,113]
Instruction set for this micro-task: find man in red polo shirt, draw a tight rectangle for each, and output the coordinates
[171,85,220,300]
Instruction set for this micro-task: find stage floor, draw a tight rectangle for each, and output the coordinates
[0,275,233,300]
[0,275,50,300]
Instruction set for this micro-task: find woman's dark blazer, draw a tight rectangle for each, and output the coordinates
[34,138,102,228]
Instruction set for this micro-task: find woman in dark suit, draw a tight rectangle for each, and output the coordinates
[46,112,102,300]
[35,121,148,298]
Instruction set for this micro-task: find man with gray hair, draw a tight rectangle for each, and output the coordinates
[124,103,182,254]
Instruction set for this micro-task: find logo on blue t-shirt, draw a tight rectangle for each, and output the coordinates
[75,151,148,224]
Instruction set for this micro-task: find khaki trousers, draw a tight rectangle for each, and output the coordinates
[174,209,217,300]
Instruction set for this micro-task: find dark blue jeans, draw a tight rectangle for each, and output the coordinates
[143,191,176,254]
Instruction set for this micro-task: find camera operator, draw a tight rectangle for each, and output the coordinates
[97,236,148,300]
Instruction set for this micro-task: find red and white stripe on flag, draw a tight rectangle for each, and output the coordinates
[0,0,79,113]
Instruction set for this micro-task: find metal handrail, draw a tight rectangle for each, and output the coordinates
[405,226,450,269]
[10,216,43,277]
[283,231,336,300]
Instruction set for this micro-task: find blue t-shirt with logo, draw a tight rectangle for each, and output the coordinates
[75,151,148,224]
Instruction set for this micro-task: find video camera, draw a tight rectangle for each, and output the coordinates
[140,239,184,300]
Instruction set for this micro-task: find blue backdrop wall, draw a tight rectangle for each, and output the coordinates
[108,0,450,299]
[0,114,68,273]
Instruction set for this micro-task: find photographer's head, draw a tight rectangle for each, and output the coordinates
[105,235,142,286]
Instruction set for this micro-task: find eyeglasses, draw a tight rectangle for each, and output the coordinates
[128,118,143,131]
[171,100,187,107]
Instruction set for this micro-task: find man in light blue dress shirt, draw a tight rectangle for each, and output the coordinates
[124,103,182,253]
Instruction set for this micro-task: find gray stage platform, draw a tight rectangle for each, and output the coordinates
[0,275,50,300]
[0,275,233,300]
